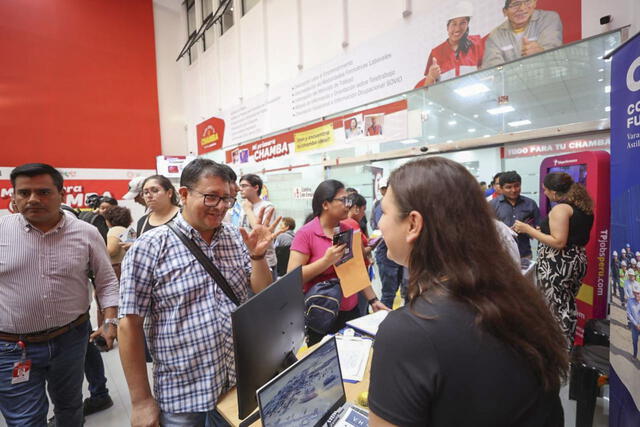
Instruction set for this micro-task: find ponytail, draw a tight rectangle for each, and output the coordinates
[458,29,472,55]
[566,183,593,215]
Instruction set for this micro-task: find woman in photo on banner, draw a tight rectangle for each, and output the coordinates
[415,1,485,89]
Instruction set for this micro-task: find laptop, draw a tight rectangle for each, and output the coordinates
[256,337,369,427]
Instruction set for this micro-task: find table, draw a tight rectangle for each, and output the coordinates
[216,343,373,426]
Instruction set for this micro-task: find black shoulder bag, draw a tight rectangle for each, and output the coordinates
[166,221,241,306]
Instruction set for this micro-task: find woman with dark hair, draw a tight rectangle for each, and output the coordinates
[103,206,134,280]
[136,175,181,236]
[368,157,568,426]
[514,172,594,347]
[415,1,484,88]
[288,180,388,344]
[96,196,118,216]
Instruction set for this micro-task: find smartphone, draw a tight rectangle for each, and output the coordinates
[93,335,108,352]
[333,230,351,246]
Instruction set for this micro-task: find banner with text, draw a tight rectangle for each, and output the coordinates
[218,0,582,146]
[196,116,225,154]
[609,33,640,420]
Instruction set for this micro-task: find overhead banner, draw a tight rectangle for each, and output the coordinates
[217,0,583,146]
[196,116,225,154]
[294,124,335,152]
[610,32,640,422]
[224,100,408,163]
[504,136,611,158]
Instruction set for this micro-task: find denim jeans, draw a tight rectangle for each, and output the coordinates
[0,320,90,427]
[630,322,639,358]
[160,408,230,426]
[378,262,405,309]
[84,338,109,399]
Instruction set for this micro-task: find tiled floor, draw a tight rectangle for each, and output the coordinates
[0,272,609,426]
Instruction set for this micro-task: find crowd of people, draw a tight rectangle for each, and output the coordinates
[611,244,640,359]
[0,158,599,426]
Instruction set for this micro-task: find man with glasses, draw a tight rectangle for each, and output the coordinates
[239,173,279,280]
[118,159,280,427]
[482,0,562,69]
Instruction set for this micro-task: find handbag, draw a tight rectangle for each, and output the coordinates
[304,278,343,334]
[166,221,240,306]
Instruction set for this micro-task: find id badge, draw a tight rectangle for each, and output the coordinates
[11,360,31,384]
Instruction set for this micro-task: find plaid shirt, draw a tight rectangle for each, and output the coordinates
[119,213,251,413]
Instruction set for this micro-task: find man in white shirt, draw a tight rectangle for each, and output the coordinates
[239,174,279,279]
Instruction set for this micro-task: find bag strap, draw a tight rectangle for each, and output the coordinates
[166,221,240,306]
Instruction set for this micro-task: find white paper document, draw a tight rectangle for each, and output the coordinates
[345,310,389,337]
[335,335,372,383]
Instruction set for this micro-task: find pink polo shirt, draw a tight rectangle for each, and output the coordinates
[290,216,358,311]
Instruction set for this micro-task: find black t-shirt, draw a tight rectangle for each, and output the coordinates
[369,293,563,427]
[540,202,594,247]
[136,211,179,236]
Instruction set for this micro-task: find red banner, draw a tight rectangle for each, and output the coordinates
[0,180,130,211]
[196,117,225,154]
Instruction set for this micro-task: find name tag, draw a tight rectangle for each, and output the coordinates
[11,360,31,384]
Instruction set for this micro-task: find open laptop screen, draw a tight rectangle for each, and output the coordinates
[257,337,346,427]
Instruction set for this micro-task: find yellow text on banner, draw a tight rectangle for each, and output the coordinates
[294,124,335,152]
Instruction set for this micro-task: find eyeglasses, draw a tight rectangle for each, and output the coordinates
[506,0,533,10]
[332,197,353,208]
[189,189,236,208]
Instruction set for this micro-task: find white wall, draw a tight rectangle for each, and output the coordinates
[153,2,188,156]
[581,0,640,38]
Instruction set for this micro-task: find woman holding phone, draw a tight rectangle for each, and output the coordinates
[288,180,388,344]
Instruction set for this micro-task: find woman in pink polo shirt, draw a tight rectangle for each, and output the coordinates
[288,179,387,344]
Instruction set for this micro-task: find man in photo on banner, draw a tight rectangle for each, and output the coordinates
[482,0,563,69]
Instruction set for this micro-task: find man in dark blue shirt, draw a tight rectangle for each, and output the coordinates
[489,171,540,259]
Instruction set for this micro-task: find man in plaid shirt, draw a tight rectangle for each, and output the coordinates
[118,159,280,427]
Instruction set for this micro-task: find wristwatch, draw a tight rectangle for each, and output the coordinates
[104,318,119,328]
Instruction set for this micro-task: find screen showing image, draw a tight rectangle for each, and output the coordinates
[258,338,344,427]
[548,164,587,186]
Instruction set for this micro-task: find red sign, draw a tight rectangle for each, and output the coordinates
[225,134,293,165]
[0,180,129,211]
[196,117,225,154]
[503,137,610,159]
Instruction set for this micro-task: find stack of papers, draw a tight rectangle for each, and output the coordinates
[345,310,389,337]
[334,335,372,382]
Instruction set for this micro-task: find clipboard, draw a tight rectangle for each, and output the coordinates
[334,230,371,297]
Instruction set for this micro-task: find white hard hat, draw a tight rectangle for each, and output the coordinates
[621,260,628,267]
[631,258,638,265]
[628,269,637,276]
[613,251,618,257]
[626,243,631,248]
[123,176,146,200]
[636,251,640,257]
[622,248,627,254]
[378,177,388,189]
[447,1,474,21]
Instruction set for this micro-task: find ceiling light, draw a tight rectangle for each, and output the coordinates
[483,134,491,138]
[448,120,457,126]
[446,140,453,143]
[487,105,515,115]
[605,85,611,93]
[508,119,532,127]
[473,114,479,118]
[428,135,435,140]
[401,139,419,145]
[598,78,604,82]
[605,106,611,112]
[468,128,476,133]
[454,83,491,97]
[598,68,604,72]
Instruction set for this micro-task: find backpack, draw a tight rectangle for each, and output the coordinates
[304,279,343,335]
[78,211,109,243]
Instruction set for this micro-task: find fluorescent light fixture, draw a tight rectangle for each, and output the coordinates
[508,119,532,127]
[598,68,604,72]
[483,134,491,138]
[468,128,476,133]
[428,135,435,140]
[454,83,490,97]
[401,139,419,145]
[446,140,453,143]
[487,105,515,115]
[473,114,479,118]
[598,78,604,82]
[605,85,611,93]
[448,120,457,126]
[605,106,611,112]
